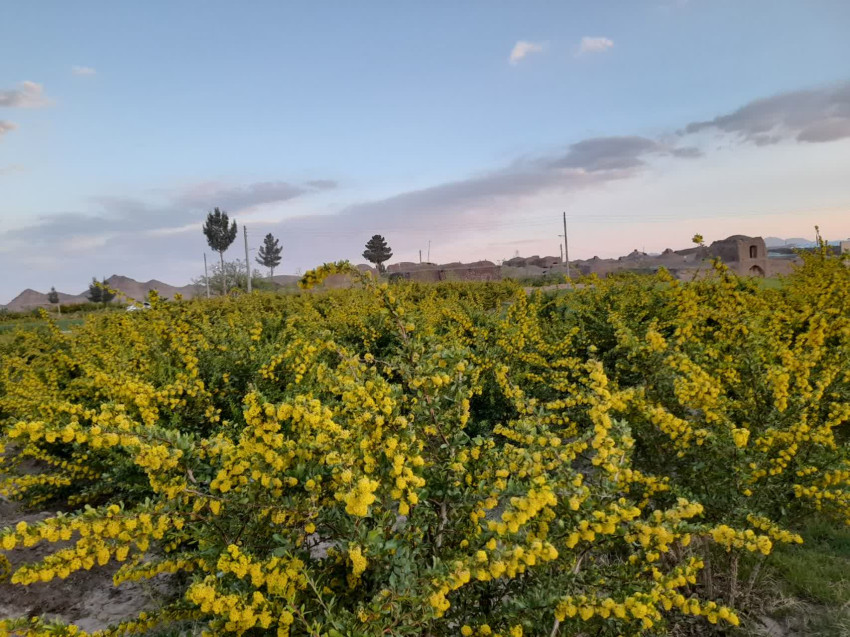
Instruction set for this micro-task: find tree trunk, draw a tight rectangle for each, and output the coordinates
[270,267,274,280]
[220,251,227,295]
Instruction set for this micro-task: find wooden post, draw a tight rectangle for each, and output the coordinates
[244,226,252,293]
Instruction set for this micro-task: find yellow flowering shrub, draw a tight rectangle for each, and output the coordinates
[0,249,846,636]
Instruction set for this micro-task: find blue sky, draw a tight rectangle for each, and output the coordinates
[1,1,849,302]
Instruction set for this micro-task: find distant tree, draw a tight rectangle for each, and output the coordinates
[193,259,269,295]
[256,233,283,279]
[203,207,238,294]
[47,286,60,315]
[362,235,393,273]
[87,278,103,304]
[100,279,116,305]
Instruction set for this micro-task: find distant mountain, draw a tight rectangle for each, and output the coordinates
[270,274,301,285]
[102,274,197,303]
[764,236,816,248]
[784,237,817,247]
[764,237,842,249]
[2,275,199,312]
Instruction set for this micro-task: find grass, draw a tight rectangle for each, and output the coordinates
[754,277,785,290]
[771,519,850,604]
[759,518,850,635]
[0,317,85,334]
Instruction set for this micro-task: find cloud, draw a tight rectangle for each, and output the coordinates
[0,163,24,175]
[305,179,338,190]
[0,132,699,288]
[549,136,701,171]
[0,121,17,137]
[683,82,850,145]
[670,146,703,158]
[795,117,850,143]
[0,81,50,108]
[509,41,545,65]
[3,80,850,303]
[173,180,337,211]
[3,178,339,251]
[577,37,614,55]
[71,66,97,76]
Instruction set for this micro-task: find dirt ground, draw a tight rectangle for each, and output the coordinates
[0,498,173,632]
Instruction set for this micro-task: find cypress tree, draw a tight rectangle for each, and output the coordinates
[87,278,103,304]
[203,208,238,294]
[47,286,61,315]
[256,233,283,279]
[100,279,116,305]
[362,235,393,273]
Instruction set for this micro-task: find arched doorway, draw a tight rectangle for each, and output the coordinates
[748,265,765,277]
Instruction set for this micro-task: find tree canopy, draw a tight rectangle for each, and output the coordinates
[203,208,238,254]
[256,233,283,278]
[362,234,393,273]
[87,278,115,305]
[101,280,116,305]
[203,208,238,294]
[46,287,59,305]
[86,278,102,304]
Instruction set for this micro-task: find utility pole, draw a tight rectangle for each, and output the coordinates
[243,226,252,293]
[203,254,210,298]
[427,240,431,263]
[562,211,570,280]
[419,249,422,264]
[559,243,563,262]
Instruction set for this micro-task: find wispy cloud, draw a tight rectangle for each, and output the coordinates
[0,164,24,175]
[71,66,97,76]
[548,136,701,171]
[4,80,847,301]
[509,40,545,65]
[577,37,614,56]
[0,121,17,138]
[3,178,339,250]
[0,132,699,271]
[0,81,50,108]
[173,179,337,211]
[683,82,850,145]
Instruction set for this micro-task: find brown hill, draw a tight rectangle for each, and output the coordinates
[102,275,197,302]
[4,288,92,312]
[270,274,301,286]
[4,289,50,312]
[3,275,199,312]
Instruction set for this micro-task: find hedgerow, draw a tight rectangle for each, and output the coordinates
[0,248,847,636]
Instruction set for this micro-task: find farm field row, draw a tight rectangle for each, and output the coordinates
[0,252,848,636]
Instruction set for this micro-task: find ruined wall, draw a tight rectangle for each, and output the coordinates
[389,263,501,283]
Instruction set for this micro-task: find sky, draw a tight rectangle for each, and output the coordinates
[1,1,849,302]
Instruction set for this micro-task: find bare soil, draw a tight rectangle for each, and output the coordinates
[0,499,173,632]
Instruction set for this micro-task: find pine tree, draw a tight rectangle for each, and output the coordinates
[87,278,103,304]
[362,235,393,273]
[203,208,238,294]
[100,279,116,305]
[255,233,283,279]
[47,286,61,315]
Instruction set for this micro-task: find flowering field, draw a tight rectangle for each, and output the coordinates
[0,250,848,637]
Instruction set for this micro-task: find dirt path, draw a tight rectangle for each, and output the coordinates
[0,498,172,632]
